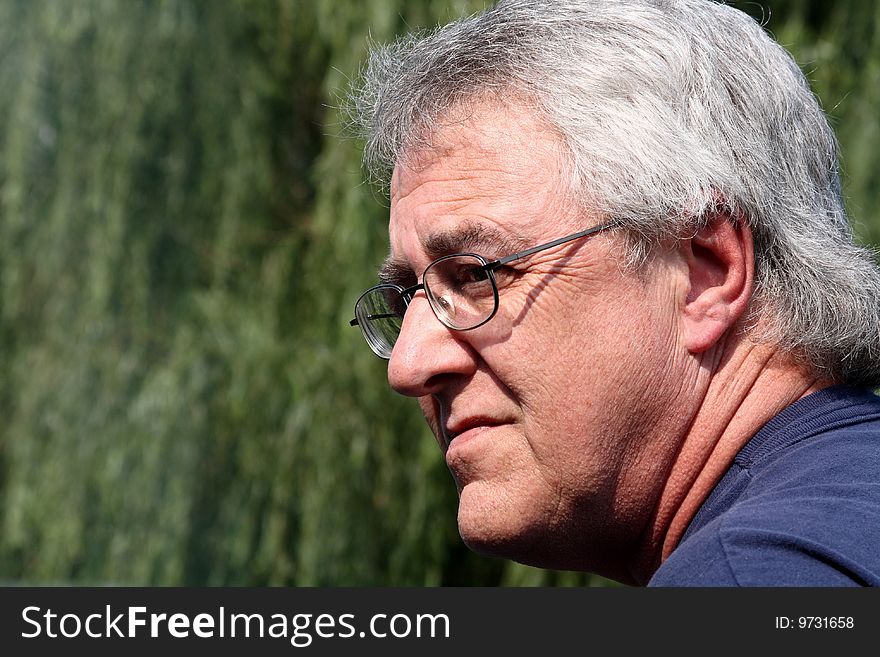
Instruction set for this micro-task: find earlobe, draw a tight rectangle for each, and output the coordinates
[680,216,754,354]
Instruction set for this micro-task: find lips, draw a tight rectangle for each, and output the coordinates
[444,417,506,447]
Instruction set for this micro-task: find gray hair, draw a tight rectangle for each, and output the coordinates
[349,0,880,386]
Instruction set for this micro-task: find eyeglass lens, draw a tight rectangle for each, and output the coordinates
[356,255,496,358]
[424,255,495,330]
[355,286,405,359]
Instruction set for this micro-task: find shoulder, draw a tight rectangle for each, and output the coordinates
[650,418,880,586]
[652,484,880,586]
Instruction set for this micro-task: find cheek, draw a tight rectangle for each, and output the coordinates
[487,282,608,400]
[483,276,673,450]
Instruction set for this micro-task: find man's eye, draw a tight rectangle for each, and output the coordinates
[456,265,489,285]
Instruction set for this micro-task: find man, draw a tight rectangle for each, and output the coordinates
[348,0,880,585]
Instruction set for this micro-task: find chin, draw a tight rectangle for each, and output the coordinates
[455,482,567,567]
[455,481,632,577]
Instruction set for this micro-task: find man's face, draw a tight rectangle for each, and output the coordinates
[384,102,692,576]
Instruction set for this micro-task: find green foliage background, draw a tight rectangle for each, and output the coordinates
[0,0,877,586]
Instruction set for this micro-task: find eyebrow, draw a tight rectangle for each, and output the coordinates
[377,258,415,286]
[377,221,530,284]
[422,222,529,259]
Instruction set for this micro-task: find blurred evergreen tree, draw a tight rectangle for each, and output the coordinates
[0,0,876,586]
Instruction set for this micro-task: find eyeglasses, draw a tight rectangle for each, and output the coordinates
[350,221,619,359]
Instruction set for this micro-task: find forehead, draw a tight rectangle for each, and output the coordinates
[388,101,576,265]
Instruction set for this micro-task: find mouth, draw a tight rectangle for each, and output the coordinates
[444,417,506,448]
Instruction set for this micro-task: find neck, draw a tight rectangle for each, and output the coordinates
[630,336,830,584]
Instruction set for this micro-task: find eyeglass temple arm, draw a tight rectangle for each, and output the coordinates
[486,220,619,269]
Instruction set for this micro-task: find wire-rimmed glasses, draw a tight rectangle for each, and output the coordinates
[350,221,618,359]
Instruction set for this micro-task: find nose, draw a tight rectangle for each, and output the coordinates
[387,295,477,397]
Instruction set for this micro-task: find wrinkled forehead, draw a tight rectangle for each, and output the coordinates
[390,101,568,238]
[387,100,579,261]
[390,96,571,200]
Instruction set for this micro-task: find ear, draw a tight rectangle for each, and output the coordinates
[679,216,754,354]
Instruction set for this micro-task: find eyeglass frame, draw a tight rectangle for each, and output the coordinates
[350,220,620,358]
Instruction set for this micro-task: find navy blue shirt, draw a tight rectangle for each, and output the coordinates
[649,386,880,586]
